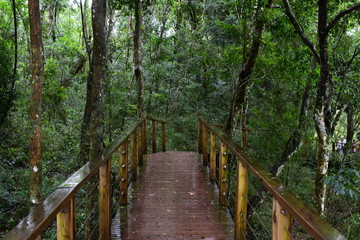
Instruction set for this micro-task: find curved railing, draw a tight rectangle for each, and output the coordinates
[198,116,346,240]
[4,116,166,240]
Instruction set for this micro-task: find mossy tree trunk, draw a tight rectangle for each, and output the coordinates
[28,0,44,209]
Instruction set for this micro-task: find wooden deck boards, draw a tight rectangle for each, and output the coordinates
[111,151,234,239]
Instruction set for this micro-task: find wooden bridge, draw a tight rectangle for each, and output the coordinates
[4,116,346,240]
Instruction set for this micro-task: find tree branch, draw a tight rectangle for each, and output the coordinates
[282,0,321,64]
[326,3,360,33]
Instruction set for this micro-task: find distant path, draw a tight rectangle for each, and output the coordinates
[111,151,234,239]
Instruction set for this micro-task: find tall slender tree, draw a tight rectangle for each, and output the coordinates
[224,0,274,135]
[134,0,145,119]
[28,0,45,207]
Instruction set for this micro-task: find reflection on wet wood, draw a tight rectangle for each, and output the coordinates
[111,152,233,239]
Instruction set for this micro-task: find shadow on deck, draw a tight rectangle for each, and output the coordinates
[111,151,234,239]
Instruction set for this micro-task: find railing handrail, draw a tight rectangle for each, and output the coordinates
[146,115,166,123]
[4,115,166,240]
[198,116,346,240]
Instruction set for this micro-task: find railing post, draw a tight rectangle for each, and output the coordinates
[99,158,111,239]
[235,161,249,240]
[198,120,203,154]
[219,141,228,206]
[57,198,75,240]
[202,125,208,166]
[152,120,157,153]
[130,131,138,181]
[209,130,216,181]
[119,141,128,206]
[272,198,292,240]
[143,119,147,154]
[138,122,143,166]
[162,122,166,152]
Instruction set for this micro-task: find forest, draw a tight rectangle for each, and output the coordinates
[0,0,359,239]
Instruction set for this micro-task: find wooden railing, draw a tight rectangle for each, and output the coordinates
[4,115,166,240]
[198,116,346,240]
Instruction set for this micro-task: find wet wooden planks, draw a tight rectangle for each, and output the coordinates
[111,151,234,239]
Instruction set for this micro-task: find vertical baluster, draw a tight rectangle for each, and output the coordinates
[162,122,166,152]
[99,158,111,239]
[202,125,208,166]
[120,141,128,206]
[130,131,138,181]
[152,120,157,153]
[198,120,203,154]
[138,122,143,166]
[272,198,292,240]
[235,161,249,240]
[219,142,228,206]
[143,119,147,154]
[57,198,75,240]
[209,130,216,181]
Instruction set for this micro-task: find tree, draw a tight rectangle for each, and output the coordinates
[28,0,45,208]
[134,0,145,119]
[281,0,360,214]
[224,0,274,136]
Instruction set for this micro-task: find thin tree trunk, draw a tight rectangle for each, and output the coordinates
[0,0,18,127]
[134,0,145,119]
[346,108,355,143]
[271,77,312,175]
[28,0,45,209]
[224,0,274,135]
[248,75,312,218]
[79,1,95,238]
[12,0,17,93]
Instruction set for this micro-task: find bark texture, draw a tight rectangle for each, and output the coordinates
[90,0,107,160]
[28,0,44,207]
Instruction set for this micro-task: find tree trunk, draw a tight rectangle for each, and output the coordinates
[48,1,57,42]
[79,0,94,238]
[248,76,312,218]
[224,0,274,135]
[313,0,333,215]
[28,0,44,208]
[0,0,18,127]
[90,0,106,159]
[271,77,312,176]
[134,0,145,119]
[346,108,355,144]
[281,0,360,215]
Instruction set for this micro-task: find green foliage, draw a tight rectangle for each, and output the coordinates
[1,0,360,238]
[326,169,360,201]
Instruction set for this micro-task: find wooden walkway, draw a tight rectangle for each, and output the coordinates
[111,151,234,239]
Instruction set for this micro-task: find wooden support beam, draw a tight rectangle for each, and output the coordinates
[138,123,143,166]
[99,159,111,239]
[272,198,292,240]
[202,125,208,166]
[130,131,138,181]
[198,121,203,154]
[162,123,166,152]
[56,198,75,240]
[143,120,147,154]
[235,161,249,240]
[219,141,228,206]
[209,130,216,181]
[119,141,128,206]
[152,120,157,153]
